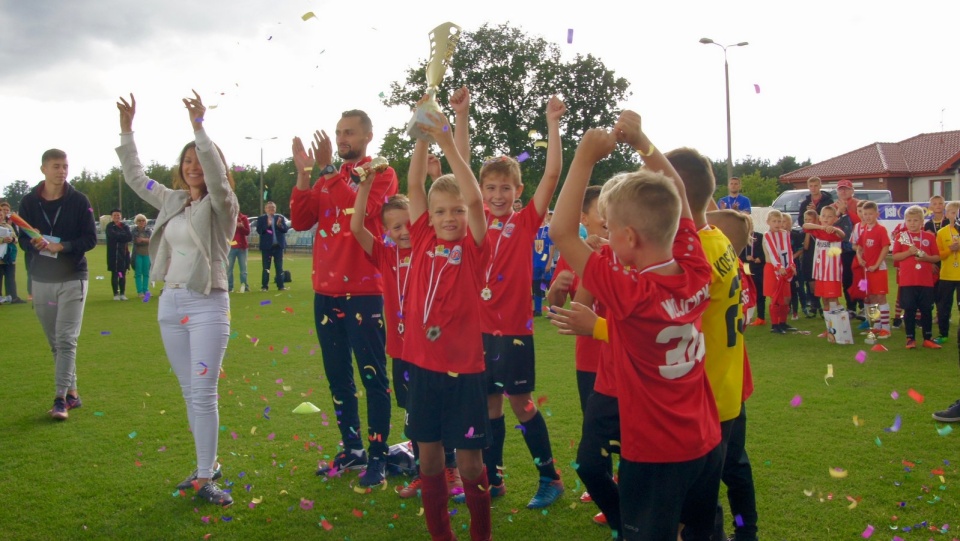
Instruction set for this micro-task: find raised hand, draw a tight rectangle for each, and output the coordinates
[417,110,454,149]
[311,130,334,169]
[291,136,316,173]
[426,154,442,180]
[613,110,643,149]
[575,128,617,164]
[182,89,206,132]
[449,86,470,116]
[116,94,136,133]
[546,95,566,123]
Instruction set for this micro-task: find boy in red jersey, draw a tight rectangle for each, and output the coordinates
[892,205,942,349]
[857,201,892,337]
[403,108,492,541]
[803,206,846,338]
[551,111,721,541]
[475,95,568,509]
[762,210,795,334]
[290,109,398,485]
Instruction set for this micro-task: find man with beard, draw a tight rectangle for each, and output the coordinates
[290,110,398,487]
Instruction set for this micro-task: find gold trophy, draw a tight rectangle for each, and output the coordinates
[864,304,881,344]
[406,22,461,142]
[355,156,389,183]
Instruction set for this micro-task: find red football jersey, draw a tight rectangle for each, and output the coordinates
[401,214,490,375]
[367,241,412,359]
[582,218,720,463]
[894,230,937,287]
[289,159,398,296]
[809,228,843,281]
[479,201,543,335]
[857,223,890,270]
[551,255,602,373]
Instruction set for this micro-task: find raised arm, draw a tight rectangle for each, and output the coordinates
[613,110,689,220]
[418,110,485,246]
[449,86,471,164]
[115,94,166,211]
[532,96,567,216]
[551,129,617,277]
[350,176,377,256]
[183,91,238,223]
[407,138,429,224]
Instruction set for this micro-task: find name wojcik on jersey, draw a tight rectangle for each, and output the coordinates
[660,283,711,319]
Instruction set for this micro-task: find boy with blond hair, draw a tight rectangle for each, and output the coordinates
[934,201,960,344]
[551,111,721,540]
[892,205,941,349]
[926,195,949,234]
[803,206,846,336]
[762,210,794,334]
[403,109,492,540]
[474,95,568,508]
[857,201,891,337]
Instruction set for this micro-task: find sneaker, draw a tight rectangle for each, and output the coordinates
[65,394,82,410]
[50,397,68,420]
[579,491,593,503]
[893,318,903,329]
[935,336,949,345]
[359,456,386,487]
[196,482,233,507]
[592,512,607,526]
[932,400,960,422]
[747,318,765,327]
[397,476,423,499]
[906,339,916,349]
[261,287,268,292]
[0,295,10,304]
[445,467,464,497]
[113,295,121,301]
[10,298,25,304]
[176,463,223,490]
[242,284,250,293]
[922,339,943,350]
[489,482,507,498]
[770,324,786,334]
[317,449,368,475]
[803,309,816,318]
[278,286,287,291]
[791,313,799,320]
[119,294,129,301]
[527,476,564,509]
[876,329,891,340]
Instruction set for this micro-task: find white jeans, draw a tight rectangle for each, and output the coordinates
[158,287,229,479]
[33,280,88,396]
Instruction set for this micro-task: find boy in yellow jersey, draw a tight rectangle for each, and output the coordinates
[665,148,754,541]
[935,201,960,344]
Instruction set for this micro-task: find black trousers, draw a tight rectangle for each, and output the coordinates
[261,245,285,289]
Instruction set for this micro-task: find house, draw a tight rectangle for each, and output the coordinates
[779,130,960,202]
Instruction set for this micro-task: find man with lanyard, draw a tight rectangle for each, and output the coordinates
[19,149,98,420]
[832,179,859,314]
[290,110,398,487]
[717,176,752,214]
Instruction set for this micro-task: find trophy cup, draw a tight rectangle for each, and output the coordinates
[406,22,461,142]
[355,156,389,183]
[864,304,881,344]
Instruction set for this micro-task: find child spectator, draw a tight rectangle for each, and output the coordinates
[131,214,152,298]
[926,195,948,234]
[803,206,846,337]
[0,201,24,304]
[476,95,567,509]
[742,228,766,325]
[762,210,795,334]
[801,209,821,317]
[532,210,556,316]
[784,214,806,320]
[857,201,891,338]
[892,205,941,349]
[551,111,721,540]
[403,109,492,541]
[934,201,960,344]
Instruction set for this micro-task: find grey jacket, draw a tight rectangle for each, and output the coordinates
[116,129,238,295]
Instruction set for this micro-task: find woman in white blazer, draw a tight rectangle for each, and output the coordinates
[116,92,238,507]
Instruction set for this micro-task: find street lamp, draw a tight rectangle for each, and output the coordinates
[699,37,748,183]
[245,136,278,215]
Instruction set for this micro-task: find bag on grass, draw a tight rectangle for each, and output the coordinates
[823,308,854,345]
[386,441,417,476]
[283,270,292,283]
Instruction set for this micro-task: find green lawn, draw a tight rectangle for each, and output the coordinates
[1,247,958,540]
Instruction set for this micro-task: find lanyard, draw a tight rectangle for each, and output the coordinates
[484,211,517,286]
[40,204,62,233]
[396,247,411,322]
[422,249,452,326]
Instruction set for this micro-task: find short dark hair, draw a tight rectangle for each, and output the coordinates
[583,185,602,213]
[110,208,121,214]
[341,110,372,132]
[665,147,716,214]
[41,149,67,164]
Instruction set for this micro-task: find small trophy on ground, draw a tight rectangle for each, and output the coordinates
[864,304,881,344]
[406,22,461,142]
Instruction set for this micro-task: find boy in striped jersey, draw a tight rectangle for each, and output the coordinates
[762,210,795,334]
[803,206,846,337]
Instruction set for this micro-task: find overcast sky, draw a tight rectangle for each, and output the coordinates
[0,0,956,193]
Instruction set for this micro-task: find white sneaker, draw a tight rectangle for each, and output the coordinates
[119,295,129,301]
[113,295,121,301]
[0,296,10,304]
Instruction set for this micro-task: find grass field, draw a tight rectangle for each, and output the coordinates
[2,246,959,540]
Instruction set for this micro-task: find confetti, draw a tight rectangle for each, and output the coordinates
[566,28,573,44]
[855,350,866,363]
[264,406,271,420]
[128,431,137,439]
[534,141,548,149]
[516,151,531,163]
[790,395,802,408]
[852,415,864,427]
[884,414,902,432]
[465,426,475,438]
[146,180,157,190]
[100,331,111,336]
[180,316,189,325]
[320,518,333,530]
[891,390,899,399]
[302,11,316,21]
[938,424,953,436]
[512,339,525,346]
[829,467,848,479]
[827,246,842,257]
[861,524,874,538]
[824,364,833,384]
[908,388,924,403]
[300,498,314,510]
[143,291,151,302]
[515,424,526,435]
[753,84,760,94]
[858,278,867,292]
[874,436,881,446]
[447,371,459,378]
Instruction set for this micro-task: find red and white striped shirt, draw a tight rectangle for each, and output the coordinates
[809,229,843,281]
[762,230,792,269]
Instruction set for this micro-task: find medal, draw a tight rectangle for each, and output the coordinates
[426,326,441,342]
[397,322,405,335]
[916,264,923,270]
[480,287,492,301]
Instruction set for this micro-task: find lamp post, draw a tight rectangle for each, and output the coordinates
[245,136,278,216]
[699,37,748,182]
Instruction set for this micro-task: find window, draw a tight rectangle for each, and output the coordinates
[931,179,952,200]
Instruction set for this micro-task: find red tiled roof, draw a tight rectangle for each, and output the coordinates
[781,130,960,182]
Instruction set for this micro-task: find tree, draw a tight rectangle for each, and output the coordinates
[712,155,812,202]
[2,180,30,211]
[381,23,636,203]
